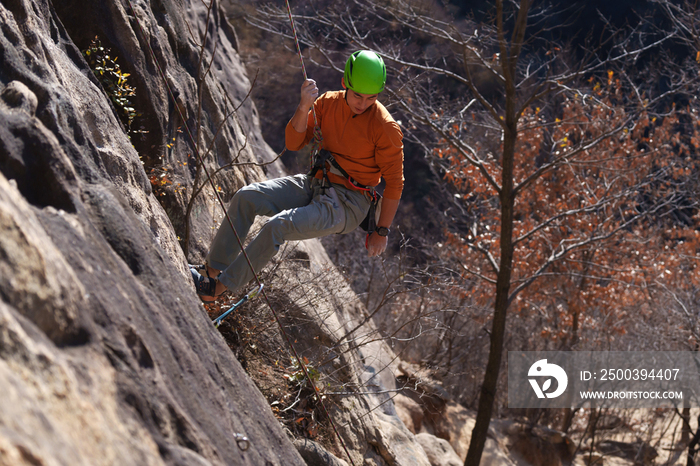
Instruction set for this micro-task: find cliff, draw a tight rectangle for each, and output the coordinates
[0,0,434,464]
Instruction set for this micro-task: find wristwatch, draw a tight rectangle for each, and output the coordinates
[375,226,390,237]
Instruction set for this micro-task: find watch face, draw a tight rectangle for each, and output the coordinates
[376,227,390,237]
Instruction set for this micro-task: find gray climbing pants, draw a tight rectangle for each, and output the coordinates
[207,174,371,292]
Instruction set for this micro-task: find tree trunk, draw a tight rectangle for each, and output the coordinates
[464,117,517,466]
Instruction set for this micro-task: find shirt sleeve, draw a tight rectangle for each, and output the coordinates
[285,97,322,151]
[375,120,404,200]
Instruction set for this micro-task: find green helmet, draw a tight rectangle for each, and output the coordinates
[343,51,386,95]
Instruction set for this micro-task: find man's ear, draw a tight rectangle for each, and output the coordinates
[341,77,347,89]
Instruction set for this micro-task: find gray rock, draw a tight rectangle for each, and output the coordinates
[0,0,304,464]
[597,440,658,465]
[293,438,349,466]
[415,432,463,466]
[1,81,38,115]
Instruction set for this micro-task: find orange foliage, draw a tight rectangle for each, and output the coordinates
[438,78,700,347]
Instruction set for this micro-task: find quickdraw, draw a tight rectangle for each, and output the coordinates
[212,284,264,327]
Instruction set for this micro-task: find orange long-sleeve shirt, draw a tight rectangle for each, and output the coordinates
[285,90,404,200]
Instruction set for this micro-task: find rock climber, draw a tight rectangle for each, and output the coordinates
[190,50,404,300]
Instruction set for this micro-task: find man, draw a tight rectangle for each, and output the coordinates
[191,50,404,300]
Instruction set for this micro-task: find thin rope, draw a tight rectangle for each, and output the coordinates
[123,1,354,464]
[284,0,323,158]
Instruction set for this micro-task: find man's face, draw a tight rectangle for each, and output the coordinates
[346,88,378,115]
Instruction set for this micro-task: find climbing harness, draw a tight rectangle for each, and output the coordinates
[122,1,358,464]
[212,284,264,327]
[308,149,382,242]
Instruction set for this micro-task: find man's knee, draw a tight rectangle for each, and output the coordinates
[235,183,261,199]
[260,215,295,242]
[229,184,262,212]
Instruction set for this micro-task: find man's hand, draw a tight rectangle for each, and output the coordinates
[366,198,399,258]
[366,231,388,257]
[291,79,319,133]
[299,79,319,112]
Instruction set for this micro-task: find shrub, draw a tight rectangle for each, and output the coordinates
[82,37,138,136]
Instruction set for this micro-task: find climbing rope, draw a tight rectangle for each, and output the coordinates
[122,1,354,464]
[284,0,324,159]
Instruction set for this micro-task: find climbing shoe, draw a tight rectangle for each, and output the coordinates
[188,263,210,278]
[189,265,221,298]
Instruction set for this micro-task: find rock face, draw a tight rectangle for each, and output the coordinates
[415,433,463,466]
[0,0,302,464]
[0,0,437,465]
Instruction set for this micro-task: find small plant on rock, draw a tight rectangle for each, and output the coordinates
[284,358,321,388]
[82,36,138,136]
